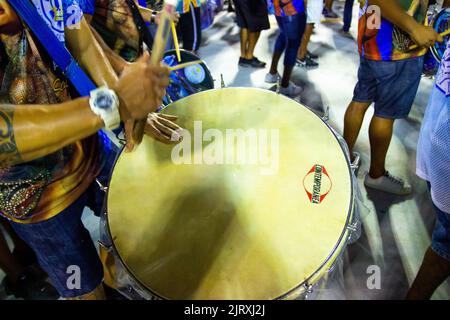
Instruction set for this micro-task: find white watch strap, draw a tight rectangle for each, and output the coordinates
[89,87,121,131]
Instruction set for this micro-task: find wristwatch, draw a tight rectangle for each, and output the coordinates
[89,86,121,131]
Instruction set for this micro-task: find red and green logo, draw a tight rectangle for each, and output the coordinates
[303,165,332,204]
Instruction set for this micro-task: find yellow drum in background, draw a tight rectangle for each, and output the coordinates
[105,88,355,300]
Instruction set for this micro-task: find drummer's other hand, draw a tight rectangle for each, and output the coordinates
[172,12,180,24]
[410,25,442,48]
[114,52,170,122]
[145,113,182,144]
[155,11,180,25]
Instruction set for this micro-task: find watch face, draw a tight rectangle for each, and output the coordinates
[96,92,113,110]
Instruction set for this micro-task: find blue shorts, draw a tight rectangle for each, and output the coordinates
[429,186,450,262]
[5,136,118,298]
[352,56,424,119]
[10,191,104,298]
[274,13,307,67]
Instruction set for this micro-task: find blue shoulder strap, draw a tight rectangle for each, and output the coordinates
[7,0,122,148]
[7,0,96,96]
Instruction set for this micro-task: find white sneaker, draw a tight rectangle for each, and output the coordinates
[364,171,412,196]
[279,82,303,98]
[265,72,280,84]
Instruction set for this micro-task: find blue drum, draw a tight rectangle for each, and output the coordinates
[423,7,450,76]
[160,49,214,110]
[423,50,440,77]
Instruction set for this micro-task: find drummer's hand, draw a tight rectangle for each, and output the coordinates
[155,11,180,25]
[145,113,183,144]
[115,52,170,120]
[172,12,180,24]
[113,52,170,149]
[410,24,443,48]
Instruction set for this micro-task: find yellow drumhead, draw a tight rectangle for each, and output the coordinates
[107,88,353,300]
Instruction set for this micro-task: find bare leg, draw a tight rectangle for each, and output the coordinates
[240,28,249,59]
[368,116,394,178]
[343,101,371,155]
[269,51,283,75]
[298,24,314,60]
[325,0,334,10]
[406,247,450,300]
[245,31,261,60]
[281,65,294,88]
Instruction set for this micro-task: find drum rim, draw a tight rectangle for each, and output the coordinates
[105,87,355,300]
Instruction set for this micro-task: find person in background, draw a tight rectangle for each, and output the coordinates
[265,0,307,97]
[234,0,270,68]
[323,0,339,19]
[176,0,202,53]
[297,0,322,68]
[342,0,355,35]
[343,0,441,195]
[407,39,450,300]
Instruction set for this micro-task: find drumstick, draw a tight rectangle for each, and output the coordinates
[407,0,420,16]
[169,60,203,71]
[131,0,179,148]
[171,21,182,62]
[408,29,450,50]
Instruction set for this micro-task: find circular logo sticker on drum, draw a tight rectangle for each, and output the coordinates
[185,64,206,84]
[302,165,333,204]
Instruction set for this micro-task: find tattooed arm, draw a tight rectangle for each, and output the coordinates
[0,55,170,168]
[0,98,103,168]
[368,0,442,47]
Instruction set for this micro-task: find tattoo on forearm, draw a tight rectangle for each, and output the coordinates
[0,107,21,166]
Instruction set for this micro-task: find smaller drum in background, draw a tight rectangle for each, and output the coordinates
[423,7,450,76]
[423,50,440,77]
[161,49,214,108]
[430,8,450,62]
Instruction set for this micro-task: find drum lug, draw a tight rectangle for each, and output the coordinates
[96,179,108,193]
[350,152,361,174]
[347,222,359,233]
[321,106,330,122]
[303,282,314,299]
[276,79,281,94]
[98,240,112,251]
[220,74,226,88]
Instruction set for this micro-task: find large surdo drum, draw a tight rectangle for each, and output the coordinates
[102,88,356,300]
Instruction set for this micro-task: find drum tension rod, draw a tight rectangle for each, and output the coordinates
[96,179,108,193]
[303,282,314,297]
[347,222,359,233]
